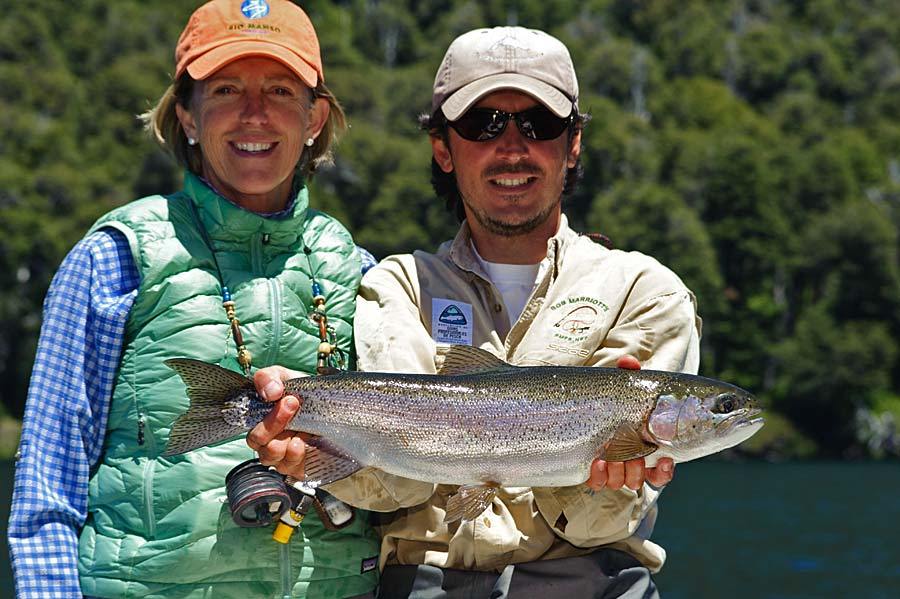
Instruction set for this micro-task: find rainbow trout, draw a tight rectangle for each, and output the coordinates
[165,345,763,521]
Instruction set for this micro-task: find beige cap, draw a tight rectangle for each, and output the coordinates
[432,26,578,120]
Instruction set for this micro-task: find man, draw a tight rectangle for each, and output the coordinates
[251,26,701,598]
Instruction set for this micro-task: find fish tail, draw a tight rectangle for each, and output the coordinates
[163,358,257,456]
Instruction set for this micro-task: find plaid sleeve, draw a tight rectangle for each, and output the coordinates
[356,245,378,275]
[8,228,138,599]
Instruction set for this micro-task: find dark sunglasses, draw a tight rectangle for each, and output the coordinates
[448,105,574,142]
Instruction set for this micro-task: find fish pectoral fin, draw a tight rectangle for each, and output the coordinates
[599,424,658,462]
[444,483,498,523]
[301,437,363,488]
[436,345,518,376]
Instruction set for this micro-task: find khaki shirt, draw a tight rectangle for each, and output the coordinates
[327,216,701,573]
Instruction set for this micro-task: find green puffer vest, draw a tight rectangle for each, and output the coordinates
[77,173,379,598]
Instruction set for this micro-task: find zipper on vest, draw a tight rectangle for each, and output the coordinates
[142,458,157,539]
[252,231,267,275]
[137,412,156,453]
[279,539,293,599]
[265,278,284,366]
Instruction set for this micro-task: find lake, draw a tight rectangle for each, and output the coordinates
[2,459,899,597]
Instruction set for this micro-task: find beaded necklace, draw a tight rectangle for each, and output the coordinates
[304,246,346,374]
[186,198,345,375]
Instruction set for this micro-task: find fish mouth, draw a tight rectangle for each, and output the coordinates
[717,408,764,431]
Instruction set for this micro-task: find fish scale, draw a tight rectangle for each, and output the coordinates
[165,344,763,522]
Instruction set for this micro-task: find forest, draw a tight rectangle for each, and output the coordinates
[1,0,898,459]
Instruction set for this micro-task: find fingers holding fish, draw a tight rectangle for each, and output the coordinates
[645,458,675,488]
[587,458,659,491]
[585,459,637,490]
[615,355,642,370]
[247,364,306,457]
[604,460,627,490]
[257,433,309,479]
[253,365,303,402]
[246,394,300,452]
[586,459,608,491]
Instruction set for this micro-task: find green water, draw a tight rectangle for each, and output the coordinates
[652,460,900,598]
[2,460,899,597]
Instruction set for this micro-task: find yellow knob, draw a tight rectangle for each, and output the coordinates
[272,522,296,544]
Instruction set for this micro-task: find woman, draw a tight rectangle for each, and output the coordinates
[8,1,379,597]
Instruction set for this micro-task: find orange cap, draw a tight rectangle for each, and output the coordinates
[175,0,323,87]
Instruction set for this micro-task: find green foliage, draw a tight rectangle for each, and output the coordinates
[586,181,725,321]
[0,416,22,460]
[772,308,898,455]
[1,0,899,460]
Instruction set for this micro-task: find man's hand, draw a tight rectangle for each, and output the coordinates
[245,366,308,479]
[585,355,676,491]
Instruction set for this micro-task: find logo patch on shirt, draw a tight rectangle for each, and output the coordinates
[432,299,473,345]
[554,306,598,334]
[438,304,468,325]
[361,555,378,574]
[546,296,609,351]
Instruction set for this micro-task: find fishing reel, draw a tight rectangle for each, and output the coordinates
[225,459,296,528]
[225,458,354,542]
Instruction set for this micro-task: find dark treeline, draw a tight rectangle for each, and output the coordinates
[1,0,898,458]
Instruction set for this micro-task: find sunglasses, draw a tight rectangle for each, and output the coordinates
[448,105,574,142]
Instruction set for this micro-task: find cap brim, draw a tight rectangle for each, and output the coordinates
[185,41,319,88]
[440,73,574,120]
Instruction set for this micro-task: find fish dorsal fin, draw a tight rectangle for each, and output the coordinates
[301,437,363,488]
[436,345,515,376]
[316,366,342,376]
[444,483,499,523]
[599,423,658,462]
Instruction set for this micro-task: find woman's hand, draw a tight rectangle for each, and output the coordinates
[245,365,309,479]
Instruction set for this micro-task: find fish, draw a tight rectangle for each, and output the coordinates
[164,345,763,522]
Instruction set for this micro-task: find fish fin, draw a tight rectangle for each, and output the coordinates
[436,345,517,376]
[316,366,342,376]
[444,483,498,523]
[301,437,363,487]
[163,358,253,456]
[599,424,658,462]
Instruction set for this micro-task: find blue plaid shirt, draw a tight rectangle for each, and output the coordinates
[8,228,378,598]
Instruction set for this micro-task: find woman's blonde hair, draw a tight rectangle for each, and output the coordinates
[141,75,347,180]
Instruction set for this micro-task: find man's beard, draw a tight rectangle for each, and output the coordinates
[460,161,565,237]
[462,193,561,237]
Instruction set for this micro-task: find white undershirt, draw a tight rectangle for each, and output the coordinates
[471,242,546,326]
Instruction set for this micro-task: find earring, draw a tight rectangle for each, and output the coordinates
[187,137,197,146]
[305,137,315,147]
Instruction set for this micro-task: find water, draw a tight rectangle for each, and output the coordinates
[653,460,900,598]
[2,460,898,597]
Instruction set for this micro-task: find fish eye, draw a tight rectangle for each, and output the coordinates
[713,393,737,414]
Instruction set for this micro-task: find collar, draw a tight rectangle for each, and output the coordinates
[183,171,311,244]
[444,214,578,283]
